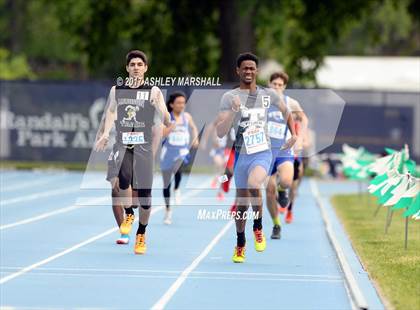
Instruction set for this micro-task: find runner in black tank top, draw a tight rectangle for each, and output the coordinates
[95,50,171,255]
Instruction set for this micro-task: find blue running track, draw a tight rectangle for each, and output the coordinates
[0,171,384,309]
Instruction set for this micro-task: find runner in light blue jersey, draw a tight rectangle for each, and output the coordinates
[266,72,308,233]
[160,91,199,224]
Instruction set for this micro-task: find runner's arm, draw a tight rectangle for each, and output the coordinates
[289,98,308,137]
[275,94,297,138]
[186,112,199,147]
[95,87,117,151]
[162,123,175,137]
[273,92,297,150]
[151,86,171,127]
[288,98,308,154]
[216,93,239,138]
[216,111,235,138]
[103,86,117,137]
[200,121,215,149]
[151,125,162,157]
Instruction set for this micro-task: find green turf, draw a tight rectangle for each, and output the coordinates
[331,194,420,310]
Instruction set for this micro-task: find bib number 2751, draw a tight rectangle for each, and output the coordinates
[243,128,268,154]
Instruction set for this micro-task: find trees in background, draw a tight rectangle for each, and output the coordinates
[0,0,418,84]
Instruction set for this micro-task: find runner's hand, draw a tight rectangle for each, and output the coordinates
[95,134,109,151]
[163,122,176,137]
[168,122,177,132]
[281,135,297,151]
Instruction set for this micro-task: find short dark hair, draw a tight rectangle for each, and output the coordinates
[270,71,289,84]
[126,50,148,66]
[166,91,187,112]
[236,52,259,68]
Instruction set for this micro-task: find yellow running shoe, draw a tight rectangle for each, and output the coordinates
[120,214,135,235]
[253,229,266,252]
[232,246,246,263]
[134,234,147,254]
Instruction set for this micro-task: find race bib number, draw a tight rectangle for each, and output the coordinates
[169,131,189,146]
[122,132,145,145]
[243,127,268,154]
[267,121,286,139]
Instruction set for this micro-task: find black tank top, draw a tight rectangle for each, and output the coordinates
[114,84,155,151]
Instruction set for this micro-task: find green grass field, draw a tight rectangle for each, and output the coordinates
[331,194,420,310]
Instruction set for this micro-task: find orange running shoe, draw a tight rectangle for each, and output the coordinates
[120,214,135,235]
[134,234,147,254]
[232,246,246,263]
[285,210,293,224]
[253,229,266,252]
[278,203,287,214]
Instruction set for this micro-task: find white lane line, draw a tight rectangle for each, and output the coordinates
[0,179,107,206]
[0,186,80,206]
[0,227,118,285]
[0,271,344,283]
[0,266,342,279]
[310,179,368,310]
[1,174,67,192]
[151,220,234,310]
[0,197,108,230]
[0,205,163,285]
[0,178,211,285]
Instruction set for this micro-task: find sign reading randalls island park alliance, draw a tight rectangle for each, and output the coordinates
[0,81,108,161]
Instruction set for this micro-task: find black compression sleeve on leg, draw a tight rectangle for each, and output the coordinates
[237,232,246,247]
[253,217,262,231]
[137,223,148,234]
[163,187,170,209]
[174,170,182,190]
[162,170,172,209]
[138,189,152,210]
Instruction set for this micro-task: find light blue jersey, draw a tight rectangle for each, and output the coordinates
[267,95,287,147]
[267,95,294,175]
[160,112,190,171]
